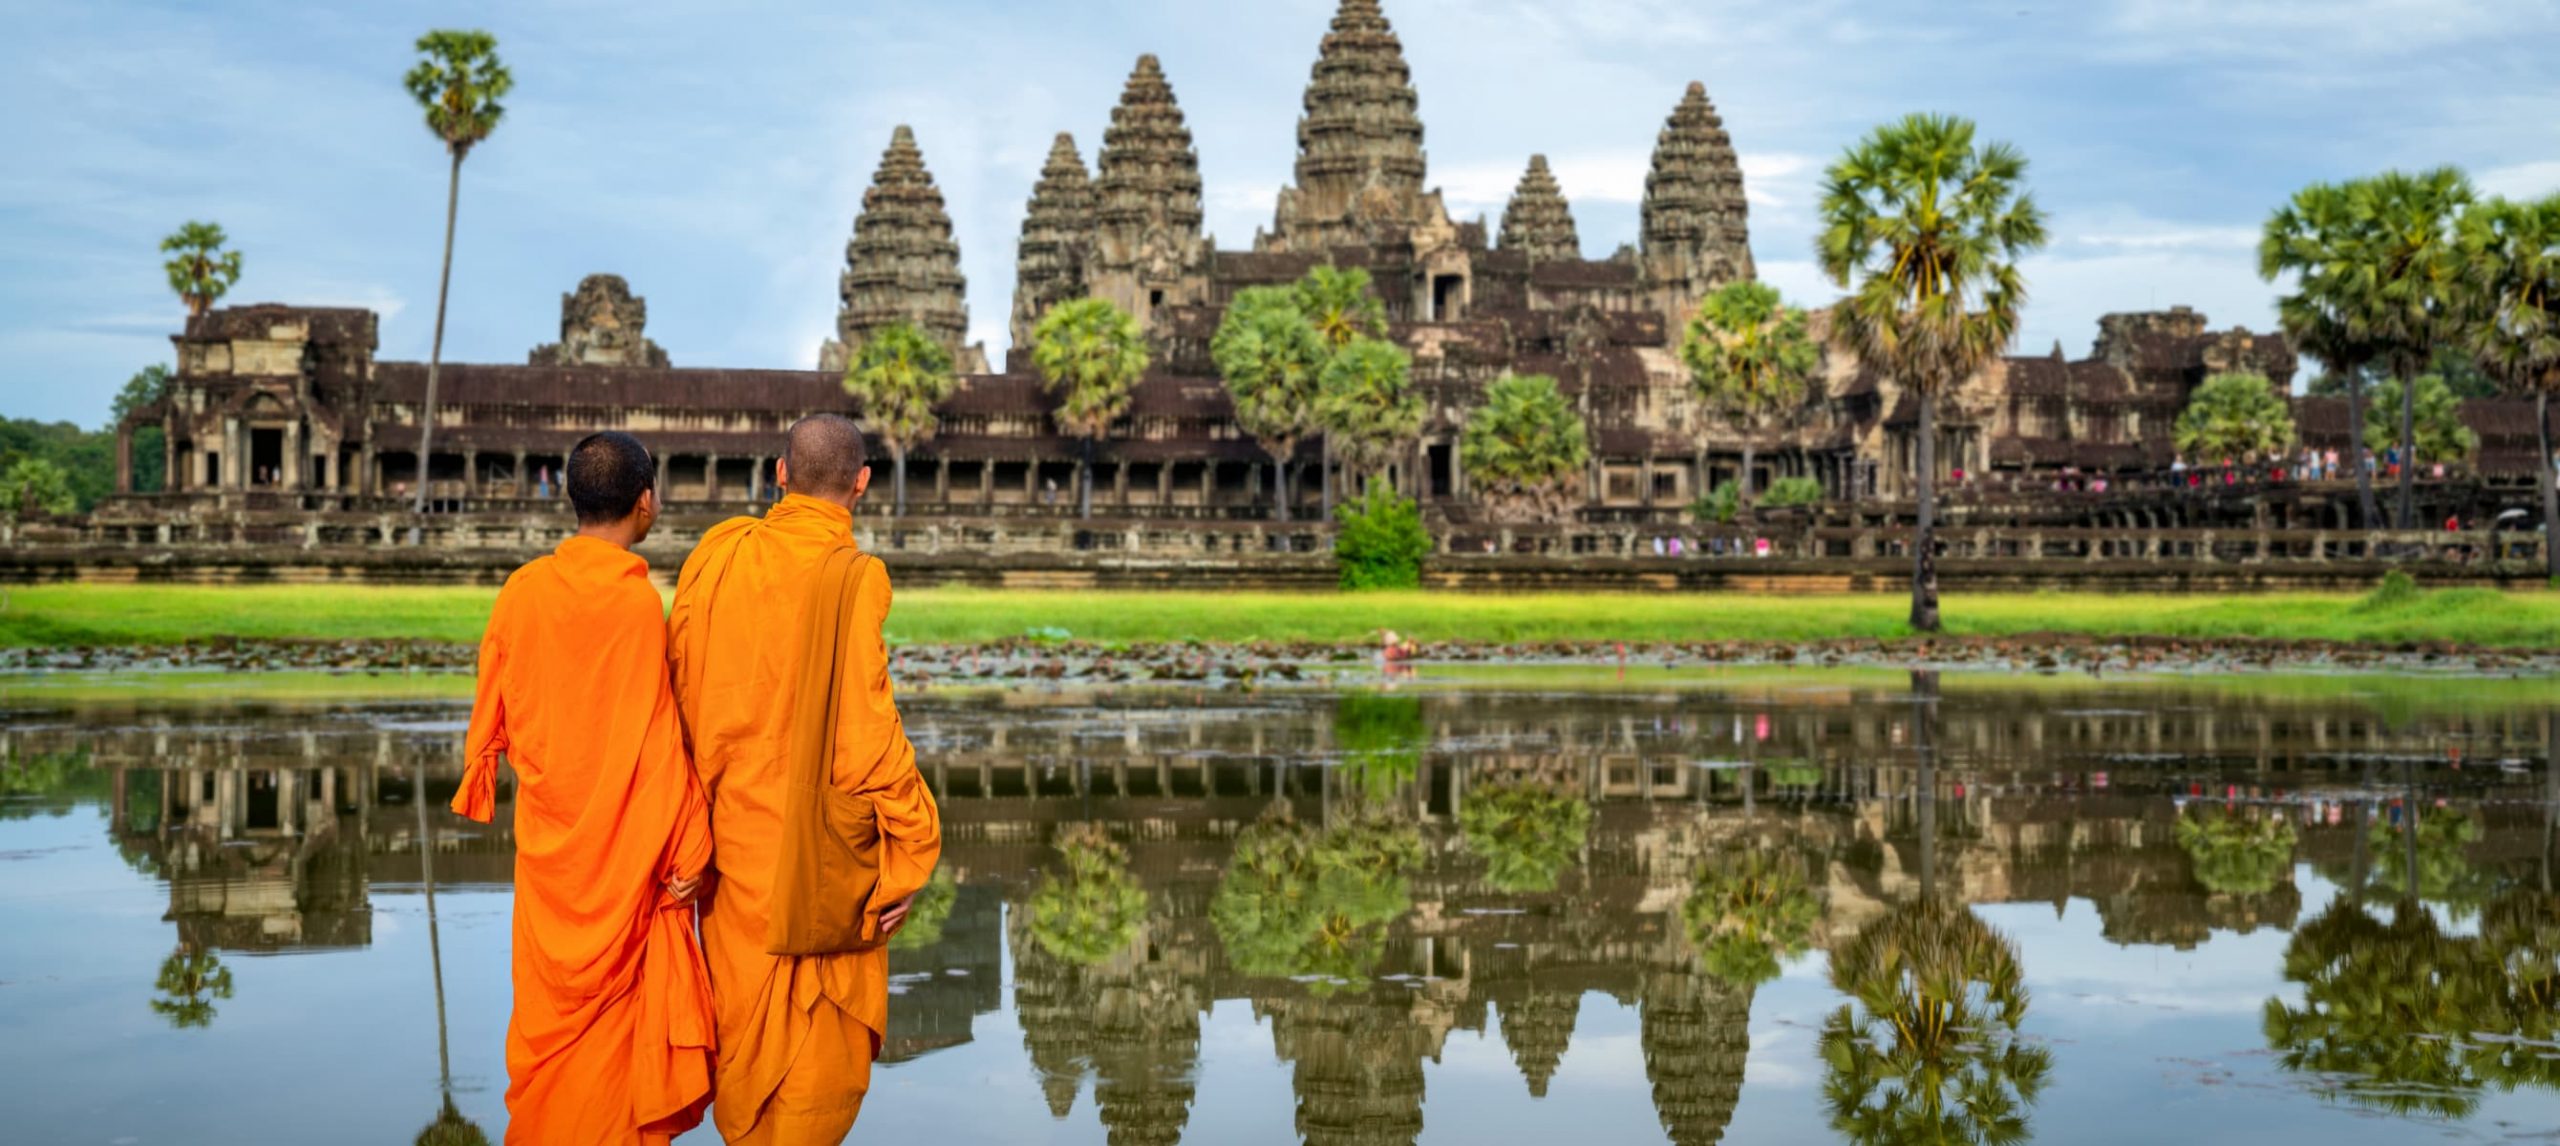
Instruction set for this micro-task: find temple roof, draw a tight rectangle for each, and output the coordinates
[838,125,970,359]
[1094,55,1205,255]
[1498,155,1580,263]
[1639,82,1754,287]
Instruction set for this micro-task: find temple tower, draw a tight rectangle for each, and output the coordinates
[823,125,982,373]
[1639,83,1754,322]
[1263,0,1445,253]
[529,274,669,368]
[1496,155,1581,263]
[1011,132,1097,350]
[1087,54,1208,334]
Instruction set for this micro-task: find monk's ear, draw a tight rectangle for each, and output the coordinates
[774,457,791,494]
[852,465,871,499]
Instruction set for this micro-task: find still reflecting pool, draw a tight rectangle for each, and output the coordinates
[2,670,2556,1145]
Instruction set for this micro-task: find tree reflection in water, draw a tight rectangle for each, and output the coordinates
[2264,890,2560,1117]
[1028,826,1149,965]
[1817,899,2051,1145]
[890,867,960,952]
[1211,810,1422,991]
[149,945,233,1028]
[2175,809,2297,896]
[1459,781,1591,894]
[1682,846,1820,988]
[2364,810,2498,920]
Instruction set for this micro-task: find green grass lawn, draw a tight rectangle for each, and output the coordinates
[3,582,2557,650]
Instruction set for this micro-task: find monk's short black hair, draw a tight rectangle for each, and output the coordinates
[785,413,867,495]
[567,431,655,524]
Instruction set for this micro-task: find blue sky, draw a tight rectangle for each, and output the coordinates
[6,0,2558,428]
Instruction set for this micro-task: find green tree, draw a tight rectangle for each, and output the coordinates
[1316,337,1422,496]
[0,420,114,511]
[2264,182,2386,528]
[2173,371,2297,469]
[151,945,234,1029]
[1819,899,2052,1145]
[2456,192,2560,577]
[402,29,513,526]
[1030,297,1148,519]
[1681,281,1818,516]
[2361,374,2477,468]
[1,457,77,519]
[1332,480,1430,589]
[1458,782,1592,893]
[2347,169,2476,528]
[843,321,956,516]
[1817,114,2049,632]
[1026,826,1148,966]
[160,222,242,319]
[1292,266,1390,512]
[111,365,171,493]
[1683,848,1820,987]
[2262,898,2512,1118]
[1458,373,1589,522]
[888,868,959,951]
[1211,286,1327,521]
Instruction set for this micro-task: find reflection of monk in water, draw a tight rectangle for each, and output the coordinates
[669,414,944,1145]
[452,430,717,1144]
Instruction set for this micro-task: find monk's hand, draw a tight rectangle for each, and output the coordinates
[667,871,712,905]
[878,894,916,938]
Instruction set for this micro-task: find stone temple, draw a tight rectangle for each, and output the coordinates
[101,0,2552,528]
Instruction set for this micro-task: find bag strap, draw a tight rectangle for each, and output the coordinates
[789,543,871,795]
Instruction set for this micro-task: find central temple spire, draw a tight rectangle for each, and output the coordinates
[824,125,980,372]
[1639,82,1754,319]
[1263,0,1439,253]
[1087,53,1207,331]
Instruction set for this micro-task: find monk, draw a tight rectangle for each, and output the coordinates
[452,430,718,1145]
[668,413,943,1144]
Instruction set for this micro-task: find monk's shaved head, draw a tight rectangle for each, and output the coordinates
[567,431,655,525]
[783,413,868,496]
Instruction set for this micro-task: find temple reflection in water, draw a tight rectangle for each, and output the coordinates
[3,678,2553,1143]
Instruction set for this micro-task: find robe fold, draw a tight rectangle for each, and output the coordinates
[668,493,944,1145]
[454,535,718,1145]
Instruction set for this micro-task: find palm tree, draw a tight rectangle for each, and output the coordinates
[2172,371,2297,474]
[2263,182,2385,528]
[843,321,956,516]
[160,222,242,318]
[1,457,77,519]
[2347,169,2476,528]
[149,944,234,1028]
[1293,266,1390,512]
[1211,286,1327,521]
[1681,281,1818,516]
[1682,847,1820,987]
[1030,297,1148,519]
[2174,809,2297,896]
[1025,825,1148,966]
[2360,373,2478,473]
[402,29,512,529]
[1315,337,1422,496]
[1817,114,2048,632]
[1819,898,2051,1145]
[2457,193,2560,577]
[1458,372,1590,522]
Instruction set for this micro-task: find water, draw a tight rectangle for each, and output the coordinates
[3,670,2556,1145]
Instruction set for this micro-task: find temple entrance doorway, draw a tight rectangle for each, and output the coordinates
[250,428,284,486]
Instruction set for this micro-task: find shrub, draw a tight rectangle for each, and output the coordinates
[1693,480,1741,524]
[2354,570,2422,613]
[1333,481,1429,589]
[1760,476,1824,508]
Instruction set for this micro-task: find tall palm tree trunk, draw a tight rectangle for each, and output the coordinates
[2346,373,2379,529]
[1911,397,1942,632]
[2537,390,2557,580]
[409,151,464,542]
[890,441,907,517]
[1270,448,1291,523]
[1078,436,1094,519]
[1739,440,1757,521]
[2395,367,2419,529]
[1913,669,1938,902]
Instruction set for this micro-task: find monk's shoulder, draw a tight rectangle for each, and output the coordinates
[676,516,759,583]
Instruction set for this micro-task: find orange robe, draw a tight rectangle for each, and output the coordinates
[454,536,718,1145]
[667,494,943,1145]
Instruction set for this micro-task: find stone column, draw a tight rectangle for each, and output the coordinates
[114,425,134,494]
[283,421,304,489]
[657,452,671,499]
[978,460,992,503]
[1201,461,1217,505]
[461,449,479,500]
[512,450,528,497]
[1113,460,1129,507]
[705,453,723,502]
[222,417,243,490]
[934,458,949,503]
[748,455,766,502]
[163,416,179,493]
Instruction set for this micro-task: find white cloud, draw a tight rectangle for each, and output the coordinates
[2477,161,2560,201]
